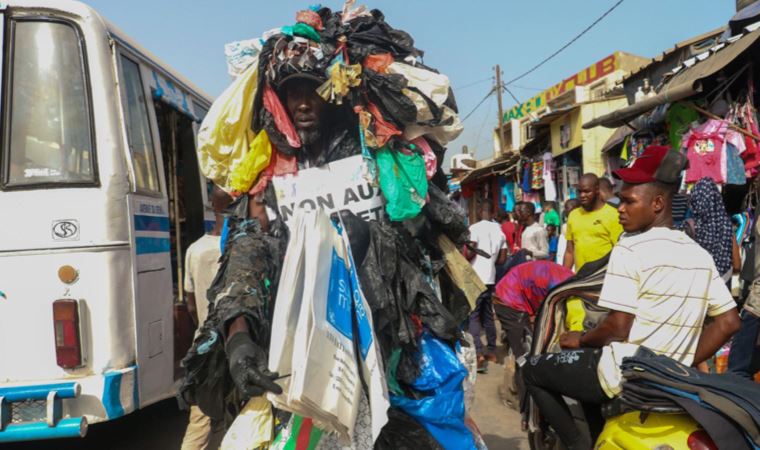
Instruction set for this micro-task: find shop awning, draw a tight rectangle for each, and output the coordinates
[459,152,521,185]
[583,25,760,129]
[601,125,635,153]
[532,106,579,127]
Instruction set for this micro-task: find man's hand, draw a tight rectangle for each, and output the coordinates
[559,331,582,349]
[226,332,283,399]
[524,249,533,257]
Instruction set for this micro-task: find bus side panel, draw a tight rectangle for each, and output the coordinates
[128,196,174,407]
[0,246,135,382]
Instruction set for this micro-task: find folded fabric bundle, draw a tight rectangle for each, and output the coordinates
[622,354,760,447]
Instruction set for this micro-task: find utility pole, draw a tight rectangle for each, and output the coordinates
[495,65,507,156]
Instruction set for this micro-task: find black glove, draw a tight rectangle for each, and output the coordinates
[226,332,283,399]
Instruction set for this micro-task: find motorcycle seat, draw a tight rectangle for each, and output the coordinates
[601,396,685,419]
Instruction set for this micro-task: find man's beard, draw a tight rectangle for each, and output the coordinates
[298,128,322,146]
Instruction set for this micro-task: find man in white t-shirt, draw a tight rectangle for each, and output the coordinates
[516,202,549,260]
[521,146,740,450]
[467,202,507,370]
[181,185,231,450]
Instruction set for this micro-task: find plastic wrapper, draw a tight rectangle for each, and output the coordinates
[225,39,262,78]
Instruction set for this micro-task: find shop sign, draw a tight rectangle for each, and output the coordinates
[503,53,620,121]
[545,53,619,101]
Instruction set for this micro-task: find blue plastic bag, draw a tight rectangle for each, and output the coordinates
[390,333,476,450]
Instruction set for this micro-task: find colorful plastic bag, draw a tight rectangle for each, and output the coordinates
[229,130,273,194]
[196,62,259,192]
[376,148,428,221]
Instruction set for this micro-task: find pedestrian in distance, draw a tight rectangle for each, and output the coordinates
[516,202,550,261]
[563,173,623,271]
[466,202,507,372]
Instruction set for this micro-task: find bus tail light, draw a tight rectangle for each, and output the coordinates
[52,299,83,369]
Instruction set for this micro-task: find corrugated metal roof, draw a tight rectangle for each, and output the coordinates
[584,25,760,129]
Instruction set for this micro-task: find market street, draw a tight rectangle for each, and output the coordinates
[4,348,527,450]
[5,1,760,449]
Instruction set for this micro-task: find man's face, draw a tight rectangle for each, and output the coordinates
[618,183,658,233]
[515,206,528,224]
[283,78,328,145]
[578,179,599,210]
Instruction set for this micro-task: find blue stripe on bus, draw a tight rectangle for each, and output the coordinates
[134,215,170,232]
[102,371,124,419]
[135,237,170,254]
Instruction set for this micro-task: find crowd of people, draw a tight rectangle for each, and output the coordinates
[464,144,760,448]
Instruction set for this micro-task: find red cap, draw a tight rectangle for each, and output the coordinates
[613,145,672,184]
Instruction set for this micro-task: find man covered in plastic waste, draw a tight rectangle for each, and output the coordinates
[179,3,490,449]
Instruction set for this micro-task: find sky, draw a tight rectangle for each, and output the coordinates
[85,0,737,165]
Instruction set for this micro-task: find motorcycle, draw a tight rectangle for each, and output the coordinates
[522,256,719,450]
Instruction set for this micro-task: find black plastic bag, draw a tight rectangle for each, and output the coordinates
[424,183,470,245]
[374,408,444,450]
[364,69,418,128]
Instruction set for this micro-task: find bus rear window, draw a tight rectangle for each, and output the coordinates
[3,20,95,188]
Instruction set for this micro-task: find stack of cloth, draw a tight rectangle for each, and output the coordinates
[620,353,760,450]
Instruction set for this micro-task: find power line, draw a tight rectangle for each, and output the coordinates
[474,95,496,151]
[510,84,545,91]
[461,87,495,122]
[505,0,625,85]
[453,77,492,90]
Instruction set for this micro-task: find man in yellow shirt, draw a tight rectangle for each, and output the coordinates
[563,173,623,271]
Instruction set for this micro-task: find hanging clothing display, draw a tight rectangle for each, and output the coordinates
[521,162,532,192]
[501,180,516,213]
[542,152,557,202]
[683,119,728,184]
[667,103,700,151]
[691,178,735,278]
[531,161,544,190]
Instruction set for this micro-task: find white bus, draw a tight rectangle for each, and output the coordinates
[0,0,215,443]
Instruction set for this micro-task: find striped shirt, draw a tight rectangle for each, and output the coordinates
[596,227,736,397]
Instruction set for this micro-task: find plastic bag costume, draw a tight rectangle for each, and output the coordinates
[179,3,484,448]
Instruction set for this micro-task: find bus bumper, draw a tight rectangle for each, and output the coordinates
[0,382,87,443]
[0,366,138,443]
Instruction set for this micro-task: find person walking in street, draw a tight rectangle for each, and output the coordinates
[181,186,232,450]
[499,210,520,254]
[563,173,623,271]
[516,202,550,260]
[494,260,574,359]
[522,146,740,450]
[467,202,507,371]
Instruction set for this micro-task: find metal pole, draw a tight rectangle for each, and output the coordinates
[169,111,184,302]
[495,65,507,156]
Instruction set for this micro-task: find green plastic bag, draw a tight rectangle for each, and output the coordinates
[376,148,428,221]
